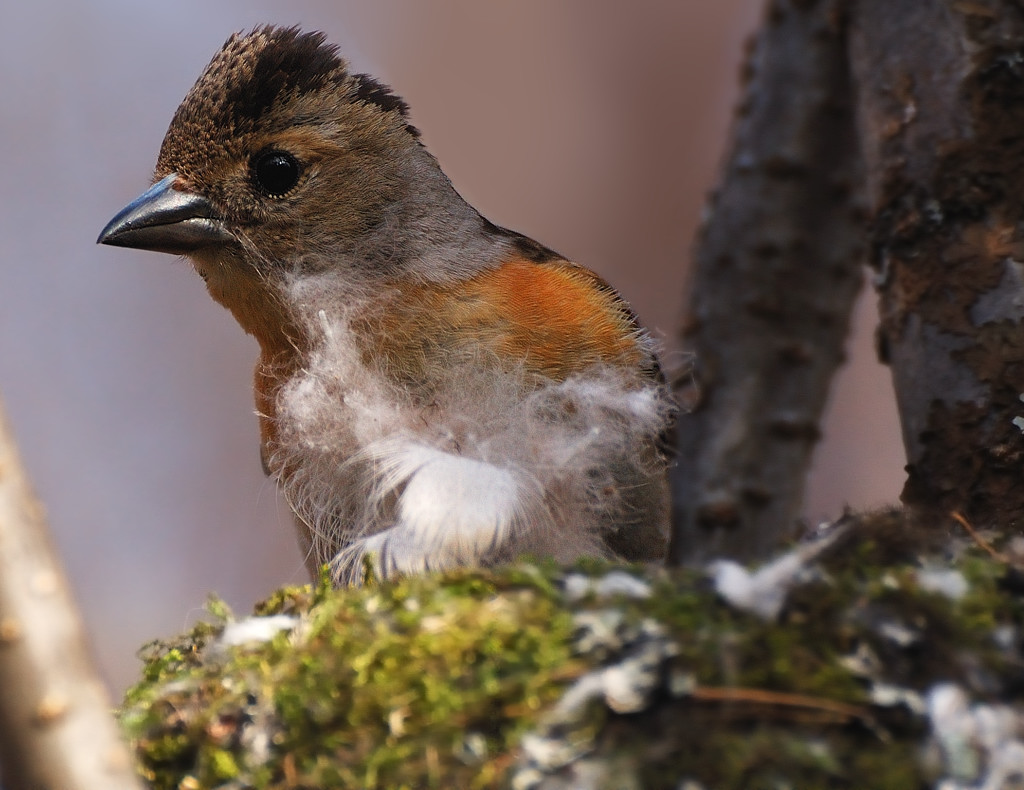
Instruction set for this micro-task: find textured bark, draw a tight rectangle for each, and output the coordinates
[0,399,143,790]
[670,0,866,564]
[849,0,1024,529]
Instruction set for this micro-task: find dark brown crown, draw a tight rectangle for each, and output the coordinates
[157,26,417,177]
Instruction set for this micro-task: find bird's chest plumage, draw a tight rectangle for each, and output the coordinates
[259,256,656,467]
[254,256,670,576]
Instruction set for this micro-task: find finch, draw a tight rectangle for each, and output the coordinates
[98,26,675,584]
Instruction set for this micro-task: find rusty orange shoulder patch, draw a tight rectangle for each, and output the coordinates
[360,257,653,386]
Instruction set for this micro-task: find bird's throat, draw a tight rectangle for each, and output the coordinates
[192,253,303,357]
[190,251,309,473]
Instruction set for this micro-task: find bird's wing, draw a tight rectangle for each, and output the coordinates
[359,255,662,386]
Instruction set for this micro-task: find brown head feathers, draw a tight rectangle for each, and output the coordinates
[157,26,418,182]
[188,26,413,133]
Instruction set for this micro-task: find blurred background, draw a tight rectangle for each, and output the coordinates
[0,0,903,693]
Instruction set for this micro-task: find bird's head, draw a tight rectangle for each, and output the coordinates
[99,26,434,347]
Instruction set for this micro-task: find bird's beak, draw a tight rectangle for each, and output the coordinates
[97,173,232,254]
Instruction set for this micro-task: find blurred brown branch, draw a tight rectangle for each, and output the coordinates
[0,396,143,790]
[671,0,866,563]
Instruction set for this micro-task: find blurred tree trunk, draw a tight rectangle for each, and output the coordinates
[670,0,866,564]
[849,0,1024,530]
[672,0,1024,564]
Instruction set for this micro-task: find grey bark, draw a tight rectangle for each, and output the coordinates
[848,0,1024,529]
[670,0,866,563]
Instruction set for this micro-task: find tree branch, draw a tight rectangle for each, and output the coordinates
[848,0,1024,530]
[670,0,866,563]
[0,397,143,790]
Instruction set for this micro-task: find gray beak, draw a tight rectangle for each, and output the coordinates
[97,173,232,254]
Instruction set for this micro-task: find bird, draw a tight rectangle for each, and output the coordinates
[98,25,676,585]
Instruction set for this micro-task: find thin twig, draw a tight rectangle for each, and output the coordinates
[690,685,871,725]
[951,510,1008,563]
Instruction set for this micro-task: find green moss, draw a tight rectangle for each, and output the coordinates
[122,566,583,788]
[205,749,240,781]
[119,516,1024,789]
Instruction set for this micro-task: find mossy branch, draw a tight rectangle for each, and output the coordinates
[118,513,1024,789]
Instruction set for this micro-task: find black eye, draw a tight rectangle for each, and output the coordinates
[251,150,301,197]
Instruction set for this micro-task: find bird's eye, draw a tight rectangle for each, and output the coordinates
[251,150,301,197]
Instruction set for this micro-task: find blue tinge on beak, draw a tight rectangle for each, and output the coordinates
[97,173,231,254]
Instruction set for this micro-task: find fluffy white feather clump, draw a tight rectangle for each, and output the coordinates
[268,275,673,584]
